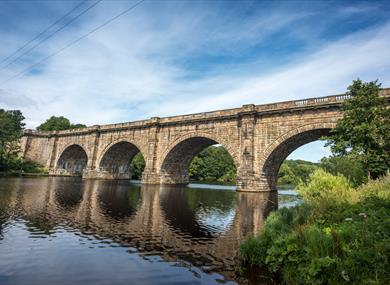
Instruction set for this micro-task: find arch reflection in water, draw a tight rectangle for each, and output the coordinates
[1,177,278,283]
[96,180,141,220]
[159,184,236,238]
[54,177,84,210]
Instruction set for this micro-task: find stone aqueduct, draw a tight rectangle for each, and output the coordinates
[21,89,390,192]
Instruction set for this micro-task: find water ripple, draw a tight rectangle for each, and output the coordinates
[0,177,293,284]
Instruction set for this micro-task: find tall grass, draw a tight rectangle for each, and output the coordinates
[239,170,390,284]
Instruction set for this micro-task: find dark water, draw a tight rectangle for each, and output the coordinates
[0,177,299,285]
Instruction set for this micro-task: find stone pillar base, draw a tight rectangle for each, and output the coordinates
[49,169,81,177]
[141,171,161,184]
[237,176,274,192]
[141,171,190,185]
[82,169,131,180]
[160,173,189,185]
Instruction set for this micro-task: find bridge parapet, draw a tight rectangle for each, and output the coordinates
[255,88,390,113]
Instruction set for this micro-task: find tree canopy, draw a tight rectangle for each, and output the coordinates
[326,79,390,179]
[0,109,25,171]
[189,146,237,184]
[130,153,145,180]
[320,155,366,186]
[278,159,318,186]
[37,116,86,131]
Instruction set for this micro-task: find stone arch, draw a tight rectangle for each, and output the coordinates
[260,122,336,190]
[98,140,145,179]
[158,132,239,184]
[56,144,88,176]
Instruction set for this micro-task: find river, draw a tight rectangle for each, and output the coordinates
[0,177,300,285]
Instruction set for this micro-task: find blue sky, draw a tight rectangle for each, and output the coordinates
[0,0,390,162]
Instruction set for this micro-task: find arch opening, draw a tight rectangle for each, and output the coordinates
[263,128,331,191]
[160,137,237,185]
[57,144,88,176]
[99,142,144,180]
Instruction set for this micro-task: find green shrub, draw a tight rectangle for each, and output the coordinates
[20,160,47,173]
[239,172,390,285]
[297,169,358,205]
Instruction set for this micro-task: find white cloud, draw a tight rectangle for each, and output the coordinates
[0,1,389,130]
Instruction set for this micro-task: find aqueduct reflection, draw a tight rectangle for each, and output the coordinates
[2,178,277,275]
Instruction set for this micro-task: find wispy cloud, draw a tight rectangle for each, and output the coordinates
[0,0,389,129]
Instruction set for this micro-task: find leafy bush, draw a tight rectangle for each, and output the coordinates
[297,169,357,205]
[0,156,46,174]
[20,160,47,173]
[239,172,390,285]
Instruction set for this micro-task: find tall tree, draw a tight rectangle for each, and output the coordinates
[37,116,86,131]
[0,109,25,171]
[130,153,145,180]
[326,79,390,179]
[320,155,366,186]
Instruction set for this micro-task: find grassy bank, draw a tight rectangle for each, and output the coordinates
[0,172,49,177]
[239,170,390,285]
[0,160,47,177]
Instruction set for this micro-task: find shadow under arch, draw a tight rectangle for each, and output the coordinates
[159,133,239,185]
[57,144,88,176]
[98,141,145,179]
[261,123,336,191]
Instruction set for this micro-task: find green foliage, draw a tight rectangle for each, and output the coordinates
[297,169,356,205]
[0,109,25,171]
[37,116,86,131]
[130,153,145,180]
[188,146,236,184]
[320,155,367,186]
[20,160,47,173]
[327,79,390,179]
[70,123,87,129]
[239,172,390,285]
[278,159,319,186]
[0,109,46,173]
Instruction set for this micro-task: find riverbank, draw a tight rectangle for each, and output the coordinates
[0,172,49,177]
[239,170,390,284]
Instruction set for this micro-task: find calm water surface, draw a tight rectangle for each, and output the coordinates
[0,177,300,285]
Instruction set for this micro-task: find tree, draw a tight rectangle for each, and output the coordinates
[189,146,236,183]
[130,153,145,180]
[37,116,86,131]
[70,123,87,129]
[326,79,390,179]
[320,155,366,186]
[0,109,25,171]
[277,160,319,186]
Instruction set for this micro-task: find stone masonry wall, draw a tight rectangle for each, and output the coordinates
[20,89,390,192]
